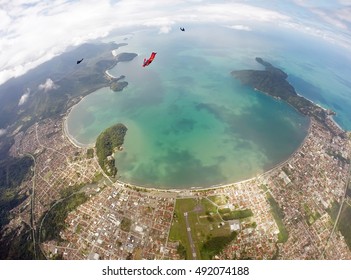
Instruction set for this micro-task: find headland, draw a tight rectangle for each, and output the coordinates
[231,57,339,132]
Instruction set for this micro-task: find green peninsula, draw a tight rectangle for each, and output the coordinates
[231,57,335,124]
[95,123,127,177]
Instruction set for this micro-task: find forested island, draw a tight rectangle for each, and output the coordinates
[115,52,138,62]
[231,57,335,124]
[110,81,128,92]
[95,123,127,177]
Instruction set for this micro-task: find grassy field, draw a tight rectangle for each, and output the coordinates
[168,198,198,259]
[338,202,351,250]
[208,195,228,206]
[266,192,289,243]
[327,200,340,222]
[169,195,255,259]
[219,208,253,220]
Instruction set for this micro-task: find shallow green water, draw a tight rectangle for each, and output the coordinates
[66,26,310,188]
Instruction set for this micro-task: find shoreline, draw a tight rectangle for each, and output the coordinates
[63,67,346,192]
[63,99,96,149]
[105,70,117,79]
[115,119,313,193]
[62,98,313,192]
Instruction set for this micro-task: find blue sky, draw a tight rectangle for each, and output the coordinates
[0,0,350,86]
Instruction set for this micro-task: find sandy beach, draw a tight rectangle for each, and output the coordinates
[105,70,117,79]
[63,102,95,149]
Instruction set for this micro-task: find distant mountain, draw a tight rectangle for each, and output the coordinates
[0,42,126,130]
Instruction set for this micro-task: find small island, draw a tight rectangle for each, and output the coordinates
[110,81,128,92]
[107,75,128,92]
[231,57,335,125]
[95,123,127,177]
[115,52,138,62]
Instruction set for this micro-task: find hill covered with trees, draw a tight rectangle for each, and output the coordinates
[95,123,127,177]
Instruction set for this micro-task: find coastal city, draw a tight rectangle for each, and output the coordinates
[6,109,351,259]
[0,22,350,260]
[2,6,351,280]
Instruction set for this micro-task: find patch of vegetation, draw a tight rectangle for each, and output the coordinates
[86,148,94,159]
[75,223,83,234]
[0,222,36,259]
[0,156,33,227]
[120,217,132,232]
[219,208,253,220]
[208,195,228,206]
[248,221,257,228]
[206,211,215,222]
[169,198,198,259]
[176,243,187,260]
[200,232,237,260]
[201,198,218,213]
[326,200,340,222]
[59,183,85,198]
[326,149,350,166]
[303,203,321,225]
[51,253,64,260]
[0,156,33,190]
[338,203,351,250]
[259,184,268,192]
[40,192,88,242]
[266,193,289,243]
[282,166,292,177]
[347,186,351,198]
[92,172,104,183]
[95,123,127,177]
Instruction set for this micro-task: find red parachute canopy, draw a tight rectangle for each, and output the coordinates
[142,52,157,67]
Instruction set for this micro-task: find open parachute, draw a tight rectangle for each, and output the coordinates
[142,52,157,67]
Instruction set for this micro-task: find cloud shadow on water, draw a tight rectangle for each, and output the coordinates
[123,147,227,188]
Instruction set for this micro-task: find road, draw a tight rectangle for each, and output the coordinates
[184,212,197,259]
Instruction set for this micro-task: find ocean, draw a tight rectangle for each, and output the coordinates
[66,24,351,189]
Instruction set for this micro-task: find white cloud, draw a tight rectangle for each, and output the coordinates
[159,26,172,34]
[38,78,57,92]
[18,88,30,106]
[227,25,252,31]
[0,128,6,136]
[0,0,350,86]
[143,16,175,34]
[292,0,351,31]
[311,7,349,30]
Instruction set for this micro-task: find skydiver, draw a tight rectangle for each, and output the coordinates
[77,58,84,64]
[180,27,185,31]
[142,52,157,67]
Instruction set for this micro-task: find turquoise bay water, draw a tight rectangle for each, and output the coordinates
[67,25,347,189]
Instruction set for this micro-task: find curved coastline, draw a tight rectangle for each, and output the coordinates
[63,101,95,149]
[63,98,313,191]
[63,57,343,191]
[115,119,313,193]
[105,70,117,79]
